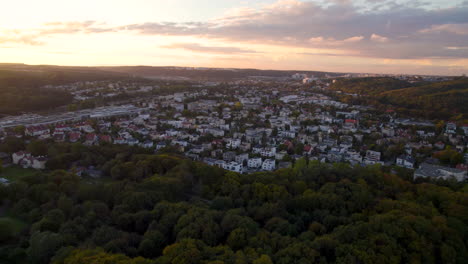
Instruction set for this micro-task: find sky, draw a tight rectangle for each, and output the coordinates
[0,0,467,75]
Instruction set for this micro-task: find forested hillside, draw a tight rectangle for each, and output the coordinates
[330,77,413,95]
[330,77,468,119]
[0,143,466,264]
[0,65,128,115]
[379,78,468,116]
[100,66,334,81]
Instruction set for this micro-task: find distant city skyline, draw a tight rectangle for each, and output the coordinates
[1,0,467,75]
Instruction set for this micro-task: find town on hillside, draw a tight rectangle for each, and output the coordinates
[0,74,467,183]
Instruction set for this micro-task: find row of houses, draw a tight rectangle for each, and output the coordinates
[203,157,277,173]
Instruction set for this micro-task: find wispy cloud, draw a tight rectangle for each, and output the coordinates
[308,35,365,46]
[445,46,468,50]
[370,34,389,43]
[0,21,114,45]
[0,33,42,45]
[160,43,261,54]
[39,21,115,34]
[420,23,468,35]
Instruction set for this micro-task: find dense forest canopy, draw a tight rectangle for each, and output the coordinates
[0,142,466,264]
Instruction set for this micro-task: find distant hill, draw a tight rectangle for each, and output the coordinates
[0,64,340,82]
[0,64,129,85]
[100,66,337,81]
[329,77,414,95]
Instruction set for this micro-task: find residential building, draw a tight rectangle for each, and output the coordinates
[223,161,243,173]
[262,159,276,171]
[396,155,415,169]
[248,157,262,168]
[414,163,466,182]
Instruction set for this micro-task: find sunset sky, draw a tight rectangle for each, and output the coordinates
[0,0,467,75]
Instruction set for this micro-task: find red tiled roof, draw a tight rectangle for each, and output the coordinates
[345,119,357,124]
[85,133,97,141]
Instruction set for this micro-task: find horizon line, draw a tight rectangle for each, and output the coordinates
[0,62,461,77]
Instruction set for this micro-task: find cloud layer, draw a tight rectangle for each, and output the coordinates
[1,0,467,74]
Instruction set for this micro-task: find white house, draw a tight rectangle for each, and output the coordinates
[77,124,95,133]
[396,155,415,169]
[248,157,262,168]
[252,146,263,154]
[319,125,330,132]
[226,138,241,149]
[12,151,28,164]
[126,138,139,146]
[262,159,276,171]
[261,147,276,157]
[173,103,185,112]
[345,150,362,163]
[25,125,50,137]
[279,130,296,138]
[208,129,225,137]
[156,142,167,150]
[189,134,200,142]
[365,150,381,162]
[191,145,205,154]
[166,129,181,137]
[140,141,154,148]
[445,122,457,134]
[173,93,185,102]
[364,150,383,165]
[223,161,243,173]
